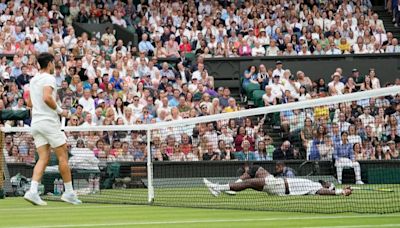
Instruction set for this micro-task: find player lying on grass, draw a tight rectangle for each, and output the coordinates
[204,165,352,196]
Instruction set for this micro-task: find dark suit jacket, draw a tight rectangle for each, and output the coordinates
[174,69,191,83]
[16,74,30,89]
[273,148,295,160]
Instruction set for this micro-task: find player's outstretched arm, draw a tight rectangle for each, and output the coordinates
[317,186,352,196]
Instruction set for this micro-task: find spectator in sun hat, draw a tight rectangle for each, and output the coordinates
[2,72,10,82]
[328,72,345,95]
[272,60,285,79]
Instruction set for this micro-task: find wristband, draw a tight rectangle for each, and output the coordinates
[335,189,343,195]
[56,106,63,114]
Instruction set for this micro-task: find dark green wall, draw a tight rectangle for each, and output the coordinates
[10,160,400,178]
[203,54,400,89]
[157,54,400,92]
[73,23,138,46]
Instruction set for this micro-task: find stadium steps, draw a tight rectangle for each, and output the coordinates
[374,6,400,39]
[264,122,306,158]
[130,166,147,188]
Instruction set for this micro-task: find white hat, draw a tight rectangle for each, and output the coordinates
[2,72,10,80]
[331,72,341,79]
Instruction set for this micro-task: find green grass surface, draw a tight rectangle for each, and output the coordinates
[1,197,400,228]
[40,183,400,214]
[3,181,398,227]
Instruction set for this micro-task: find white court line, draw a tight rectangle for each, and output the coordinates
[3,214,400,228]
[0,205,138,212]
[304,224,400,228]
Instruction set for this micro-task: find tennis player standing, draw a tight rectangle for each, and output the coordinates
[24,53,81,205]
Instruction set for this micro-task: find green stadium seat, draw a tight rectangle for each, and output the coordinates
[245,83,261,101]
[102,163,121,189]
[272,112,281,127]
[185,52,196,62]
[329,110,335,123]
[252,90,265,107]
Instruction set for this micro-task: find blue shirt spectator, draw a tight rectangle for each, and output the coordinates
[138,37,154,54]
[334,132,355,161]
[11,66,22,78]
[34,36,49,53]
[168,98,179,107]
[309,140,323,160]
[275,162,296,178]
[254,141,273,161]
[242,66,258,88]
[109,76,123,91]
[133,150,145,161]
[234,151,257,161]
[234,140,256,161]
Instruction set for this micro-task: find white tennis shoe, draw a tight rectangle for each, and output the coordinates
[203,178,221,197]
[61,192,82,205]
[24,190,47,206]
[356,181,364,185]
[224,190,237,195]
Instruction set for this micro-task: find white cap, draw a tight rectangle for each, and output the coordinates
[2,72,10,80]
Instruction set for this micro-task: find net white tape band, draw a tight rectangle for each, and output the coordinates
[2,86,399,133]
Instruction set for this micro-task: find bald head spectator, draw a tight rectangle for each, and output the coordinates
[251,41,265,56]
[234,140,256,161]
[78,89,95,115]
[273,141,296,160]
[386,38,400,53]
[138,34,154,56]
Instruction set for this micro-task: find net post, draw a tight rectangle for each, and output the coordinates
[0,128,4,197]
[146,129,154,204]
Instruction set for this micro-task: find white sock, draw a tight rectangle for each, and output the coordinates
[64,182,73,193]
[216,184,230,191]
[30,180,39,194]
[335,189,343,195]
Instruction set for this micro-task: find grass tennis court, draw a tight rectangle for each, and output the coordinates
[1,197,400,228]
[39,182,400,214]
[2,182,400,227]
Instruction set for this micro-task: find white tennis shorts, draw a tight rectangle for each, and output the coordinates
[286,178,322,196]
[263,175,286,196]
[31,121,66,149]
[263,175,322,196]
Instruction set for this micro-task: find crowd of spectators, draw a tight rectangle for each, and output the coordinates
[0,0,399,59]
[0,0,399,164]
[129,0,400,56]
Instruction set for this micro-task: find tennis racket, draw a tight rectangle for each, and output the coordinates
[350,187,395,192]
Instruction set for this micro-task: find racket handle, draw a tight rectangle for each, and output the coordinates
[350,187,361,190]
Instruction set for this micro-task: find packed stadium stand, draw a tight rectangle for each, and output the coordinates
[0,0,399,166]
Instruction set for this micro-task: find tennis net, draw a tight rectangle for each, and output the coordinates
[1,86,400,213]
